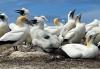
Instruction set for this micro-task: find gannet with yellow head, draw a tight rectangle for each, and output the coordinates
[53,18,63,26]
[44,17,63,35]
[9,7,30,30]
[60,33,99,58]
[0,15,33,51]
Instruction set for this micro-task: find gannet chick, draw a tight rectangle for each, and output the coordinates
[30,19,61,53]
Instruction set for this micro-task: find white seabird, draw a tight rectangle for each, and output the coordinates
[0,16,33,51]
[0,13,10,37]
[64,14,86,43]
[61,34,99,58]
[59,9,76,42]
[30,18,61,53]
[45,18,64,35]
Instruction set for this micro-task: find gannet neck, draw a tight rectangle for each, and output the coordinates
[0,19,7,23]
[68,10,75,20]
[75,14,81,26]
[86,36,94,47]
[0,13,8,23]
[76,22,81,26]
[16,16,27,27]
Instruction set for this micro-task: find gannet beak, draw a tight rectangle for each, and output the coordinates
[30,19,38,24]
[70,9,75,18]
[26,20,34,26]
[75,14,81,22]
[15,10,21,13]
[15,10,24,15]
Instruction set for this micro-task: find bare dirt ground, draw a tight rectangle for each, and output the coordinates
[0,45,100,69]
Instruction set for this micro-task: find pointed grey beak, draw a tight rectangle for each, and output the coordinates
[15,10,24,15]
[29,19,38,25]
[26,20,34,26]
[15,10,21,13]
[76,14,81,22]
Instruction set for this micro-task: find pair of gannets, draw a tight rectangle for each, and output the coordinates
[0,8,33,51]
[64,14,86,43]
[59,10,76,42]
[61,33,99,58]
[44,18,64,35]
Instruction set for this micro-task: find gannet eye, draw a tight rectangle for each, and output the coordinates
[44,35,50,39]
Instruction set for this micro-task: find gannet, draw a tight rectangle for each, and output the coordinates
[59,10,76,42]
[64,14,86,43]
[45,18,64,35]
[9,8,32,45]
[0,16,33,51]
[61,34,99,58]
[0,13,10,37]
[30,19,61,53]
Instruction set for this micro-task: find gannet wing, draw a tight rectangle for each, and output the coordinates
[64,29,76,39]
[9,23,20,31]
[0,31,24,41]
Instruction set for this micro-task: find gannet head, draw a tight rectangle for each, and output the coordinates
[68,9,75,20]
[53,18,60,26]
[86,33,99,45]
[67,9,77,24]
[16,8,29,16]
[31,16,47,29]
[40,15,48,22]
[75,14,81,24]
[0,13,8,21]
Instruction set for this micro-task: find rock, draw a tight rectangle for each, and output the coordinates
[9,51,49,60]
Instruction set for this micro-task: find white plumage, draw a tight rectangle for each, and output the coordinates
[64,14,86,43]
[61,34,99,58]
